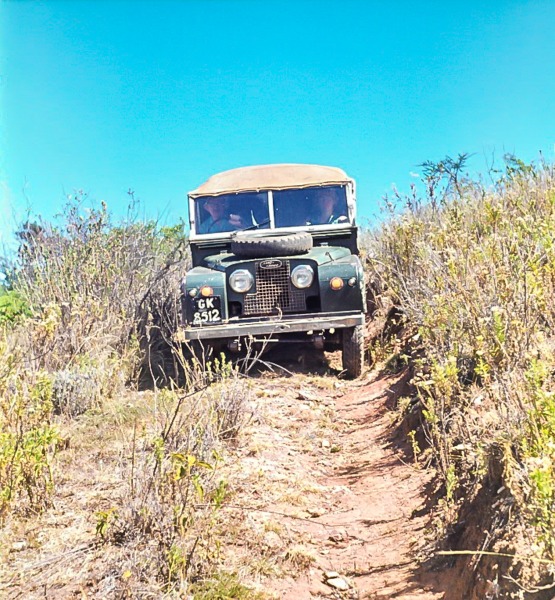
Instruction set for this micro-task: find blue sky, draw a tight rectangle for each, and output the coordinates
[2,0,555,243]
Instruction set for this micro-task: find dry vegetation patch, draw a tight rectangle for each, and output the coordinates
[0,363,363,599]
[365,157,555,597]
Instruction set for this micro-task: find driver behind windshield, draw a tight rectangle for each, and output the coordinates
[198,197,245,234]
[307,189,348,225]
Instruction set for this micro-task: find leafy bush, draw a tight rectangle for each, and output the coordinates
[0,289,31,324]
[0,337,58,521]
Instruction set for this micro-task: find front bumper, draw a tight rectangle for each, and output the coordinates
[176,311,365,341]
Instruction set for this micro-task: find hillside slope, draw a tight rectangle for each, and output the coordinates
[3,162,555,598]
[365,159,555,597]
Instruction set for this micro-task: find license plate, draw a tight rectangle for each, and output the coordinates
[192,296,222,325]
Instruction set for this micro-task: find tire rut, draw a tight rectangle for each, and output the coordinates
[246,370,447,599]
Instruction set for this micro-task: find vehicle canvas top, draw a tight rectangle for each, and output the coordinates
[189,164,357,241]
[189,164,353,197]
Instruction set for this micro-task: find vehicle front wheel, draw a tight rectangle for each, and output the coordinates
[341,325,365,378]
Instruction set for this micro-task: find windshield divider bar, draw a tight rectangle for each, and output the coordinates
[268,190,276,229]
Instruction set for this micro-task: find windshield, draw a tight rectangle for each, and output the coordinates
[192,185,350,235]
[273,185,348,227]
[194,192,269,234]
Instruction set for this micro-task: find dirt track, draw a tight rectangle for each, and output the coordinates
[232,355,449,599]
[0,348,455,599]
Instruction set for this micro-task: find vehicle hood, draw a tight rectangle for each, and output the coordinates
[202,245,351,271]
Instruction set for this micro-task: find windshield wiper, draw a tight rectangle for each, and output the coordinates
[235,218,271,233]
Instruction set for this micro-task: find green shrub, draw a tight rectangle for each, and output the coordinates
[0,289,31,324]
[0,339,59,520]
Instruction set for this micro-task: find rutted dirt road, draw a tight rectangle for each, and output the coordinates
[229,353,448,599]
[0,348,453,599]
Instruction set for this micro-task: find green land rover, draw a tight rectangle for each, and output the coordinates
[179,164,366,377]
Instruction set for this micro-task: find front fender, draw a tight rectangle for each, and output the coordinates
[181,266,228,323]
[318,255,365,313]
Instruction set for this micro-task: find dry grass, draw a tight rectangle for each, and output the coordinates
[0,198,270,597]
[0,359,263,598]
[1,198,188,522]
[363,156,555,593]
[1,287,424,599]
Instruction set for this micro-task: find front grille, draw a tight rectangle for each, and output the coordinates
[243,261,306,316]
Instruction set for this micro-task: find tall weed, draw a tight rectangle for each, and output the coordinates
[8,195,188,380]
[99,354,251,595]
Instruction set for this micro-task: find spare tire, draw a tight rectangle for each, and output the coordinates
[230,231,313,259]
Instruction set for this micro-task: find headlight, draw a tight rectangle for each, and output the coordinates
[291,265,314,289]
[229,269,254,293]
